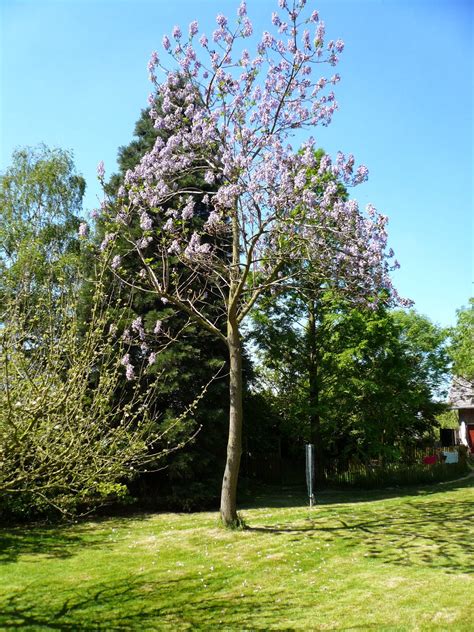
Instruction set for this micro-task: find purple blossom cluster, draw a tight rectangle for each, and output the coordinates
[97,160,105,180]
[100,232,115,252]
[131,316,145,340]
[140,211,153,230]
[183,232,212,260]
[118,315,167,379]
[189,21,199,37]
[121,353,135,381]
[111,254,121,270]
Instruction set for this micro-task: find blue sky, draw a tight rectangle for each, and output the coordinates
[1,0,472,326]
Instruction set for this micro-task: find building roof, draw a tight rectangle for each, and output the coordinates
[448,376,474,409]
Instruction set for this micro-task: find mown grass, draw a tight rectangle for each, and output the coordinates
[1,478,472,631]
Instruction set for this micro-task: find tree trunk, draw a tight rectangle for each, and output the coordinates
[220,315,243,526]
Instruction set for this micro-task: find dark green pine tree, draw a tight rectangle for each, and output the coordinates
[97,99,232,510]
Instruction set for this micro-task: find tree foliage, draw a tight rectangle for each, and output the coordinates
[0,144,85,302]
[251,299,450,469]
[0,146,206,521]
[90,102,231,510]
[449,298,474,380]
[0,260,205,520]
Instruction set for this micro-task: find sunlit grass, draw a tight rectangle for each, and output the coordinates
[1,479,472,630]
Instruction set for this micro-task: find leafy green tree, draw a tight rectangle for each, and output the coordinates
[449,298,474,380]
[248,148,351,477]
[322,307,449,465]
[0,260,200,521]
[251,301,450,472]
[391,310,450,393]
[0,144,85,303]
[0,143,210,520]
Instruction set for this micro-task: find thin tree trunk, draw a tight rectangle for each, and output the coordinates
[220,314,243,526]
[220,208,244,526]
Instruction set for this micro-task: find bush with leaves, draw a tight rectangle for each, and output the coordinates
[0,264,204,521]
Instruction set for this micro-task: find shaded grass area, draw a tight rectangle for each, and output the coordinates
[0,478,472,630]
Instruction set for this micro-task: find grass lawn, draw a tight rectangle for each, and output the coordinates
[1,478,472,631]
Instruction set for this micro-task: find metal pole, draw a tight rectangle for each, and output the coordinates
[306,443,315,506]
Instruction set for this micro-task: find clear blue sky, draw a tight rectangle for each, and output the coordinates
[1,0,472,326]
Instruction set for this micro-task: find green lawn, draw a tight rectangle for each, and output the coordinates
[1,478,472,631]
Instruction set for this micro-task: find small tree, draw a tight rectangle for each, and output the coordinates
[98,0,407,525]
[0,261,203,520]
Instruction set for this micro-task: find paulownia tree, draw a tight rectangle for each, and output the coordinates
[96,0,407,525]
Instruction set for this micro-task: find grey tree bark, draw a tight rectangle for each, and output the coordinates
[220,314,243,525]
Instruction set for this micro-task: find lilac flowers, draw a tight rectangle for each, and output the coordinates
[121,354,135,381]
[139,211,153,231]
[78,222,88,238]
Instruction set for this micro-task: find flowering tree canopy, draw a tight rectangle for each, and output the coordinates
[96,0,406,525]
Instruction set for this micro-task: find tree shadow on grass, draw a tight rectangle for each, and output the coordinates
[0,513,156,565]
[0,574,283,631]
[247,494,474,575]
[241,476,473,510]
